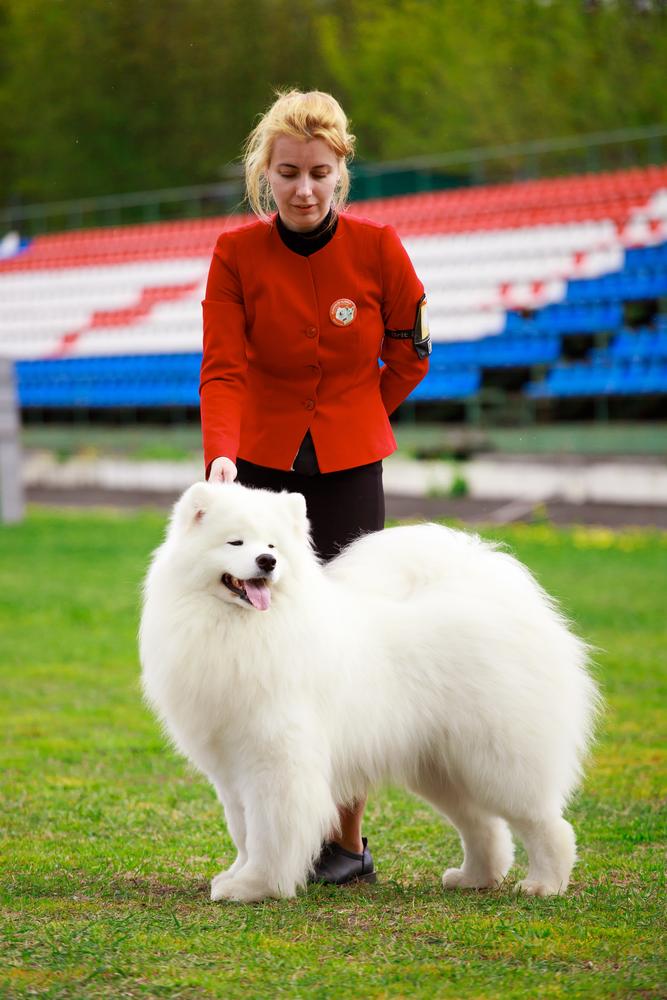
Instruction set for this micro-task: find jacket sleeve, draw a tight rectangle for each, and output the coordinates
[378,225,429,415]
[199,232,248,471]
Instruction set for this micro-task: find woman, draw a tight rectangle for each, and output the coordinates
[200,89,430,884]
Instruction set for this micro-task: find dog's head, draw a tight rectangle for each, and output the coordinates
[163,481,311,612]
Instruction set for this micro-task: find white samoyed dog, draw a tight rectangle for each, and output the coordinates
[140,481,599,903]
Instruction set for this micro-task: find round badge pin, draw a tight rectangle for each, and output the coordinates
[329,298,357,327]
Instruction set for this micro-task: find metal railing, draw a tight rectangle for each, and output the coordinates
[3,124,666,236]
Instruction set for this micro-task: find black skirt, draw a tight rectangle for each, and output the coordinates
[235,459,385,563]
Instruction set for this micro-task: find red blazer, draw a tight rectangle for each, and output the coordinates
[200,213,428,473]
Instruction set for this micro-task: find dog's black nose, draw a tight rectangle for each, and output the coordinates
[256,553,276,573]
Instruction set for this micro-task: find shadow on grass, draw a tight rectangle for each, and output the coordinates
[109,872,211,901]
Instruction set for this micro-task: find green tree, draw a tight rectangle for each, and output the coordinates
[2,0,333,201]
[1,0,665,205]
[319,0,667,160]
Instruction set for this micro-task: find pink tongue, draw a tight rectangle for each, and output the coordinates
[244,579,271,611]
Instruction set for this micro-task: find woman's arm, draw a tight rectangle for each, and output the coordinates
[200,231,248,474]
[378,225,430,414]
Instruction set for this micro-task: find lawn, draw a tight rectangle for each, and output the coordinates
[20,420,667,463]
[1,509,665,999]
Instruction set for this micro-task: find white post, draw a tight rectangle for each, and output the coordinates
[0,357,25,524]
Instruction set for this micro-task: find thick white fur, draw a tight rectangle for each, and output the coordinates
[140,481,599,903]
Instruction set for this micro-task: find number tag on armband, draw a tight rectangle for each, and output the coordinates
[414,296,431,359]
[385,295,431,358]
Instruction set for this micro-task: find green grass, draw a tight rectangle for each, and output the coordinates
[394,421,667,459]
[21,420,667,463]
[1,510,665,999]
[21,424,203,463]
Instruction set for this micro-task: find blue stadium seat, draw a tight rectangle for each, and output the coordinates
[431,335,559,368]
[526,358,667,398]
[13,238,667,408]
[410,367,480,401]
[16,353,203,408]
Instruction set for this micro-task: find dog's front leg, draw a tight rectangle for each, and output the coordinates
[209,779,248,893]
[211,745,338,903]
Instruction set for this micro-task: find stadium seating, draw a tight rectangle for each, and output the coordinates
[16,353,202,408]
[526,359,667,398]
[2,164,667,407]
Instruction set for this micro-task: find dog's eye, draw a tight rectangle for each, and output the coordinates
[268,544,275,549]
[227,540,244,546]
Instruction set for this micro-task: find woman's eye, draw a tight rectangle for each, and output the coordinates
[227,540,243,546]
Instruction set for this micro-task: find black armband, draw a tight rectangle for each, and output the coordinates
[384,295,431,359]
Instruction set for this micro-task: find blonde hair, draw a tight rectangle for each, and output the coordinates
[243,89,356,221]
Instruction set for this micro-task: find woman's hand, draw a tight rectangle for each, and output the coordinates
[209,456,238,483]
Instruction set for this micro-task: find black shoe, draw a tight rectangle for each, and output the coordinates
[309,837,377,885]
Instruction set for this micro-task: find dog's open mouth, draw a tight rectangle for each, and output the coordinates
[222,574,272,611]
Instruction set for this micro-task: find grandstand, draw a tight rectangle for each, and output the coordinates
[1,164,666,415]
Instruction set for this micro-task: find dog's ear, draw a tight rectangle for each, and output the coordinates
[170,481,213,533]
[282,491,309,539]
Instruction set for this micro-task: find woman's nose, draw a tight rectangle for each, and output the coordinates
[296,175,313,198]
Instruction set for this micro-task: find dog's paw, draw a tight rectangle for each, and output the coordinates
[211,869,235,892]
[210,855,248,892]
[442,867,503,890]
[514,878,565,897]
[210,873,280,903]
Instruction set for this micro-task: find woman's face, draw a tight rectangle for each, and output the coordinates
[267,135,341,232]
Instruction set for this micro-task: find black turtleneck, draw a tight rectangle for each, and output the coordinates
[275,210,338,474]
[276,209,338,257]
